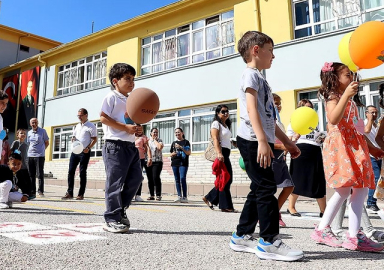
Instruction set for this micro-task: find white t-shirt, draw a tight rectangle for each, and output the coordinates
[100,90,135,142]
[237,68,275,143]
[364,119,380,148]
[211,121,232,149]
[73,120,97,149]
[286,123,323,147]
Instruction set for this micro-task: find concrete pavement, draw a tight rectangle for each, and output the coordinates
[1,185,384,270]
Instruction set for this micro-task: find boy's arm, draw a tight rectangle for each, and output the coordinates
[100,111,141,134]
[245,89,273,168]
[275,124,301,159]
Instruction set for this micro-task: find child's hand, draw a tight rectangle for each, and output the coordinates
[257,141,274,168]
[344,81,359,99]
[126,124,142,134]
[284,141,301,159]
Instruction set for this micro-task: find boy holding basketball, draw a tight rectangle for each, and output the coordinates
[100,63,143,233]
[229,31,303,261]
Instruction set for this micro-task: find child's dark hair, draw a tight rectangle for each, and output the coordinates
[318,62,364,107]
[0,90,9,100]
[272,93,281,101]
[109,63,136,89]
[379,83,384,109]
[175,127,185,139]
[214,104,231,130]
[238,31,274,64]
[297,99,313,108]
[9,152,22,161]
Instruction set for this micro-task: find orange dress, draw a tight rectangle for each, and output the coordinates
[322,100,374,189]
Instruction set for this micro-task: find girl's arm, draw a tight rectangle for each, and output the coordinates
[211,127,223,161]
[326,81,359,125]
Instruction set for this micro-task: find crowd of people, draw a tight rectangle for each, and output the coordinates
[1,30,384,261]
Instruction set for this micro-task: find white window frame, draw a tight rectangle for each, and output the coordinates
[52,122,104,159]
[141,10,235,75]
[57,51,107,96]
[147,103,237,153]
[292,0,384,38]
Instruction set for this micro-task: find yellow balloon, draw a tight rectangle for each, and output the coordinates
[290,107,319,135]
[338,32,358,72]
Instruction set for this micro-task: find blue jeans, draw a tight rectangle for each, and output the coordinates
[367,157,382,206]
[172,166,188,198]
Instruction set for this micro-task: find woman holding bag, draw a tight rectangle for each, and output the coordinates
[202,105,237,212]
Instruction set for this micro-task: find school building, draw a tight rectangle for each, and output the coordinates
[1,0,384,197]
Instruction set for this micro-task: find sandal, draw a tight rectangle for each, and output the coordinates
[156,196,162,201]
[147,196,155,200]
[202,197,214,210]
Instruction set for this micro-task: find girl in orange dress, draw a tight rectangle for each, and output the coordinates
[310,62,382,252]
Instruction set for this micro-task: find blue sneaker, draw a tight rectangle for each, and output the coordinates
[256,237,304,261]
[229,232,258,254]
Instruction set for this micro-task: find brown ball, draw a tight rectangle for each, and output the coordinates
[126,88,160,124]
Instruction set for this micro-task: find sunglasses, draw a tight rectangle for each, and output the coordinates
[220,110,229,114]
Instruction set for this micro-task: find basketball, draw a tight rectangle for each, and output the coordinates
[126,88,160,124]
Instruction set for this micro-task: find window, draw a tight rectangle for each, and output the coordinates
[293,0,384,38]
[141,10,235,75]
[52,122,104,159]
[148,102,237,152]
[56,51,107,96]
[19,45,30,52]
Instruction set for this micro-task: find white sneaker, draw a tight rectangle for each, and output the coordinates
[135,195,144,202]
[180,197,188,203]
[174,197,181,203]
[256,237,304,261]
[378,210,384,222]
[0,202,9,209]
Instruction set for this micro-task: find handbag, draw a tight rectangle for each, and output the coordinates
[204,122,221,162]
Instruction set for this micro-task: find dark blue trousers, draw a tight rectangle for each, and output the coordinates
[103,140,142,223]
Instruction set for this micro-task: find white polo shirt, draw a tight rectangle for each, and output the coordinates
[100,90,135,142]
[73,120,97,148]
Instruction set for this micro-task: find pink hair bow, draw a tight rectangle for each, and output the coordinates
[321,62,334,72]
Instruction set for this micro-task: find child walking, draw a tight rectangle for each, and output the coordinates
[100,63,143,233]
[311,62,383,252]
[272,93,295,227]
[229,31,303,261]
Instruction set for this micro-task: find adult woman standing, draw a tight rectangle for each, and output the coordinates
[202,105,236,212]
[286,99,326,217]
[145,128,164,201]
[170,128,191,203]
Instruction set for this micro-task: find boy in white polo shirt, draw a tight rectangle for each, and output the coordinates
[100,63,143,233]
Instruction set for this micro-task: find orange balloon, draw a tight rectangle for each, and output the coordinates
[349,21,384,69]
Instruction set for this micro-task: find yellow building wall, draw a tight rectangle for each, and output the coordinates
[275,89,296,128]
[44,126,53,162]
[259,0,293,44]
[234,0,260,46]
[106,38,140,83]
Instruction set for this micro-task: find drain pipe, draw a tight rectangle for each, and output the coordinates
[15,34,30,62]
[37,55,48,128]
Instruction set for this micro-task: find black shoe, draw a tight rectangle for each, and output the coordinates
[120,208,130,227]
[287,208,301,217]
[319,212,324,218]
[367,205,380,213]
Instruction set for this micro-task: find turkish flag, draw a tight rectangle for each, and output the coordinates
[1,74,19,131]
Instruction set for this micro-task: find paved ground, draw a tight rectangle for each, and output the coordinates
[1,185,384,270]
